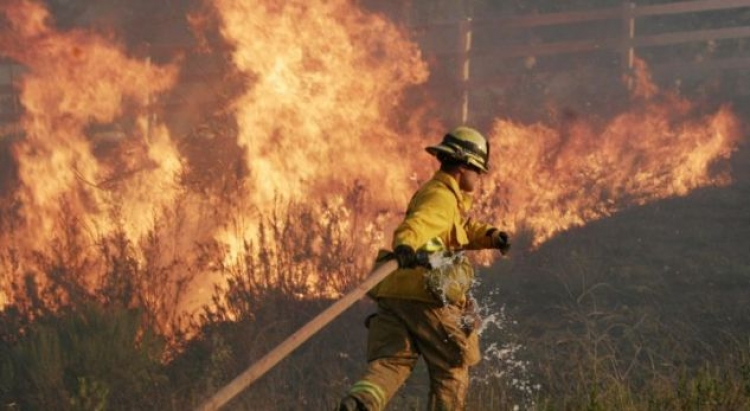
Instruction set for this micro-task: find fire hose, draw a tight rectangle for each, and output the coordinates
[195,259,399,411]
[195,250,456,411]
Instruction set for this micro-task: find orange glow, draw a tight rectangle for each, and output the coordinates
[0,1,182,317]
[207,0,430,294]
[475,57,741,248]
[3,1,180,245]
[0,0,431,323]
[213,0,428,207]
[0,1,744,332]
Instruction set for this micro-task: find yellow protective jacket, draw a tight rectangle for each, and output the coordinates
[369,171,496,303]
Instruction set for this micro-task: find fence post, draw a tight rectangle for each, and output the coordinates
[145,55,152,142]
[621,2,636,90]
[459,16,473,124]
[9,63,17,118]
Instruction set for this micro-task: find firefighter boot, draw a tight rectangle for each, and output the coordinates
[338,395,366,411]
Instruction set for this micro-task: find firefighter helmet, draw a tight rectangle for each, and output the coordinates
[425,126,490,173]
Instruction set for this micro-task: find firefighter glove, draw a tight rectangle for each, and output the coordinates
[393,244,418,269]
[488,228,511,255]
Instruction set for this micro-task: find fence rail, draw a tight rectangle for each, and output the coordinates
[422,0,750,56]
[421,0,750,30]
[433,0,750,122]
[467,25,750,58]
[633,0,750,16]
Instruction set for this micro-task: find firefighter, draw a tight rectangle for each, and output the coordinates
[338,126,511,411]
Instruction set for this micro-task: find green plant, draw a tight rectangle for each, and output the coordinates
[0,303,168,410]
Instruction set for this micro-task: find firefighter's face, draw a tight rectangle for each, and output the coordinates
[458,165,481,192]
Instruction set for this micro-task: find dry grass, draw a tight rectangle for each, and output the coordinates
[1,180,750,410]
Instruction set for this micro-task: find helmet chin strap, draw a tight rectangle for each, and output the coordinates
[485,137,490,170]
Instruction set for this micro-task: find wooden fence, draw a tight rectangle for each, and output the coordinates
[424,0,750,123]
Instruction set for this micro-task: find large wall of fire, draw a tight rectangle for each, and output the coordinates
[0,0,743,316]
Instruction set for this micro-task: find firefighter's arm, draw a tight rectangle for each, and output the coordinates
[393,190,455,250]
[464,219,511,254]
[462,218,496,250]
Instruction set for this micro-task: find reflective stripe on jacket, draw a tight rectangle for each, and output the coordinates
[369,171,495,303]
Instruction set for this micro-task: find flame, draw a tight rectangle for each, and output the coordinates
[0,1,744,335]
[1,1,181,244]
[212,0,428,207]
[207,0,430,280]
[0,1,183,315]
[0,0,431,322]
[476,57,742,247]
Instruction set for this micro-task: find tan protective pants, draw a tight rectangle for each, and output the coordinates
[347,298,480,411]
